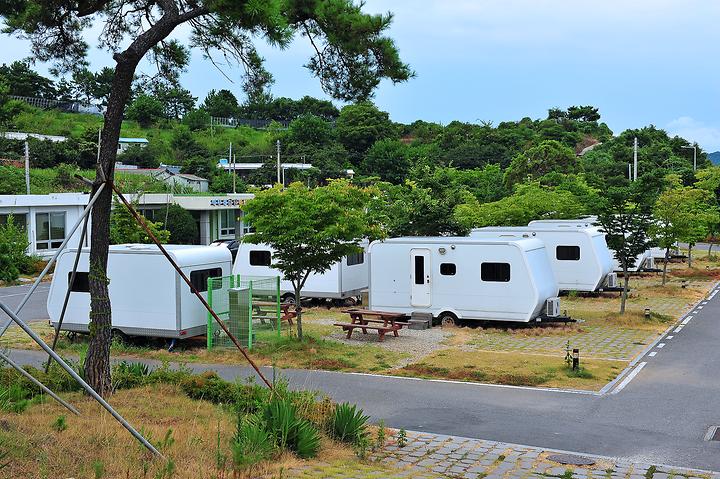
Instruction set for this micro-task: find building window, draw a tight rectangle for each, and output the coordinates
[36,212,66,250]
[139,208,158,221]
[0,213,27,230]
[556,245,580,261]
[68,272,90,293]
[219,210,236,237]
[440,263,456,276]
[189,268,223,293]
[249,250,272,266]
[346,252,364,266]
[481,262,510,282]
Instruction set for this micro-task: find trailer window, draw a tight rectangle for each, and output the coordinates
[481,263,510,282]
[68,272,90,293]
[190,268,223,293]
[556,245,580,261]
[249,250,271,266]
[346,252,364,266]
[414,256,425,285]
[440,263,456,276]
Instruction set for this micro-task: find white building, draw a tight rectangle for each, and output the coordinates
[117,137,148,154]
[0,192,256,257]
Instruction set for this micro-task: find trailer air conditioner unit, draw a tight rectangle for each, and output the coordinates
[545,297,560,317]
[605,273,618,288]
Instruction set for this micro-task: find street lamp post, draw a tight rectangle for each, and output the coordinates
[681,145,697,171]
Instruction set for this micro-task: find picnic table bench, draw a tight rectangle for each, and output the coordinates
[334,309,409,342]
[253,301,296,327]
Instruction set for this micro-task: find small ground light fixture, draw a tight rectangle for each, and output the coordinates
[644,308,651,318]
[572,348,580,370]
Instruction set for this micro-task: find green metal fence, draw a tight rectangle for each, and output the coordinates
[206,275,281,350]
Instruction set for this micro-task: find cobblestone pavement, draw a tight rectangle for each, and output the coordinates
[364,431,717,479]
[467,326,656,360]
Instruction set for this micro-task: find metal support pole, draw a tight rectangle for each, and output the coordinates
[111,185,274,390]
[45,208,91,372]
[633,137,638,182]
[0,350,80,416]
[24,141,30,194]
[276,140,281,185]
[0,182,107,338]
[0,301,163,458]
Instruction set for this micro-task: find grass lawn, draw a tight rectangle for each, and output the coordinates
[0,381,405,479]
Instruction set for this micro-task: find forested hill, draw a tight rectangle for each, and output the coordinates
[709,151,720,165]
[0,61,713,234]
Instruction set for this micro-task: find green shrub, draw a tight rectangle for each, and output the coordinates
[230,415,275,470]
[292,418,321,459]
[112,361,151,390]
[0,381,32,413]
[262,398,320,459]
[329,403,369,445]
[0,215,30,282]
[180,371,238,404]
[51,414,68,432]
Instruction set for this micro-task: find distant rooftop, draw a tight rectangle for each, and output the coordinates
[118,137,149,143]
[1,131,67,143]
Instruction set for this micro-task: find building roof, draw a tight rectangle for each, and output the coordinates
[176,173,208,182]
[118,137,149,144]
[0,193,91,207]
[217,160,314,170]
[1,131,67,143]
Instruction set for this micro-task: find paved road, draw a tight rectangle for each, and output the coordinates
[5,284,720,470]
[0,282,51,325]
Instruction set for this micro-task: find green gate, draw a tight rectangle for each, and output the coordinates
[206,275,281,350]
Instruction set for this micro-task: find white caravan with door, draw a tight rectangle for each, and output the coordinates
[527,218,654,273]
[232,241,368,303]
[48,244,232,339]
[472,225,615,292]
[368,237,561,324]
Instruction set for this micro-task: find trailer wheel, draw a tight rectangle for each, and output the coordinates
[438,312,458,328]
[281,293,296,305]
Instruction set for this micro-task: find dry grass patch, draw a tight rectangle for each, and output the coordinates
[394,349,625,391]
[0,383,368,479]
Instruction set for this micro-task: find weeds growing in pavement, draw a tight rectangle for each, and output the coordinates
[397,428,407,448]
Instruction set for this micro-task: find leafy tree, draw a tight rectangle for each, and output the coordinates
[651,184,694,284]
[567,105,601,122]
[286,114,334,146]
[153,85,196,119]
[335,102,396,156]
[504,140,580,186]
[110,197,170,245]
[155,205,197,244]
[126,94,164,127]
[0,215,29,282]
[361,138,409,183]
[183,108,210,131]
[171,127,209,163]
[0,61,56,98]
[209,171,247,193]
[596,186,654,314]
[695,167,720,256]
[0,81,26,127]
[0,166,24,194]
[454,183,587,229]
[71,67,115,106]
[201,89,240,118]
[240,95,339,121]
[117,144,160,168]
[1,0,410,396]
[243,181,379,340]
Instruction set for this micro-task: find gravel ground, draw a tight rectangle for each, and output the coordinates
[310,317,451,367]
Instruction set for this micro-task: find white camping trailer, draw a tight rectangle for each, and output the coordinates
[368,237,561,324]
[232,241,368,302]
[48,244,232,339]
[528,218,655,273]
[471,226,615,292]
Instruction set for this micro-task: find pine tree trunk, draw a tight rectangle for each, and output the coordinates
[662,247,669,286]
[84,60,138,396]
[709,242,714,257]
[688,244,693,268]
[294,284,303,341]
[620,267,629,314]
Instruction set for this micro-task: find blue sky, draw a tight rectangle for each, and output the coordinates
[2,0,720,150]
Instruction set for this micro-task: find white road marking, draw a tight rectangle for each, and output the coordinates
[674,326,684,333]
[612,362,648,394]
[693,310,700,314]
[702,301,708,305]
[648,351,657,357]
[667,335,674,339]
[681,315,693,325]
[697,306,704,309]
[657,343,665,348]
[0,287,51,299]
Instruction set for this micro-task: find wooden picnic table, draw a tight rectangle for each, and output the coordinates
[252,301,296,327]
[334,309,409,342]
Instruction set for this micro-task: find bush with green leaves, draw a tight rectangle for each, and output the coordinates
[329,402,369,445]
[262,398,321,459]
[230,414,275,470]
[0,215,30,282]
[112,361,151,390]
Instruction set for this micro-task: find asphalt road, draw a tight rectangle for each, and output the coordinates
[5,284,720,470]
[0,282,51,324]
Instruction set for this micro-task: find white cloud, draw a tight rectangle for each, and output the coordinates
[666,117,720,152]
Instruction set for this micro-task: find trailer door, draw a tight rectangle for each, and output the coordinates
[410,248,431,307]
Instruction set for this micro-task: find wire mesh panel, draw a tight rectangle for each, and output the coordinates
[207,275,280,350]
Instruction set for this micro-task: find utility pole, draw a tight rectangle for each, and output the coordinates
[682,145,697,171]
[24,141,30,194]
[232,154,236,194]
[633,137,638,181]
[276,140,281,185]
[628,163,632,180]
